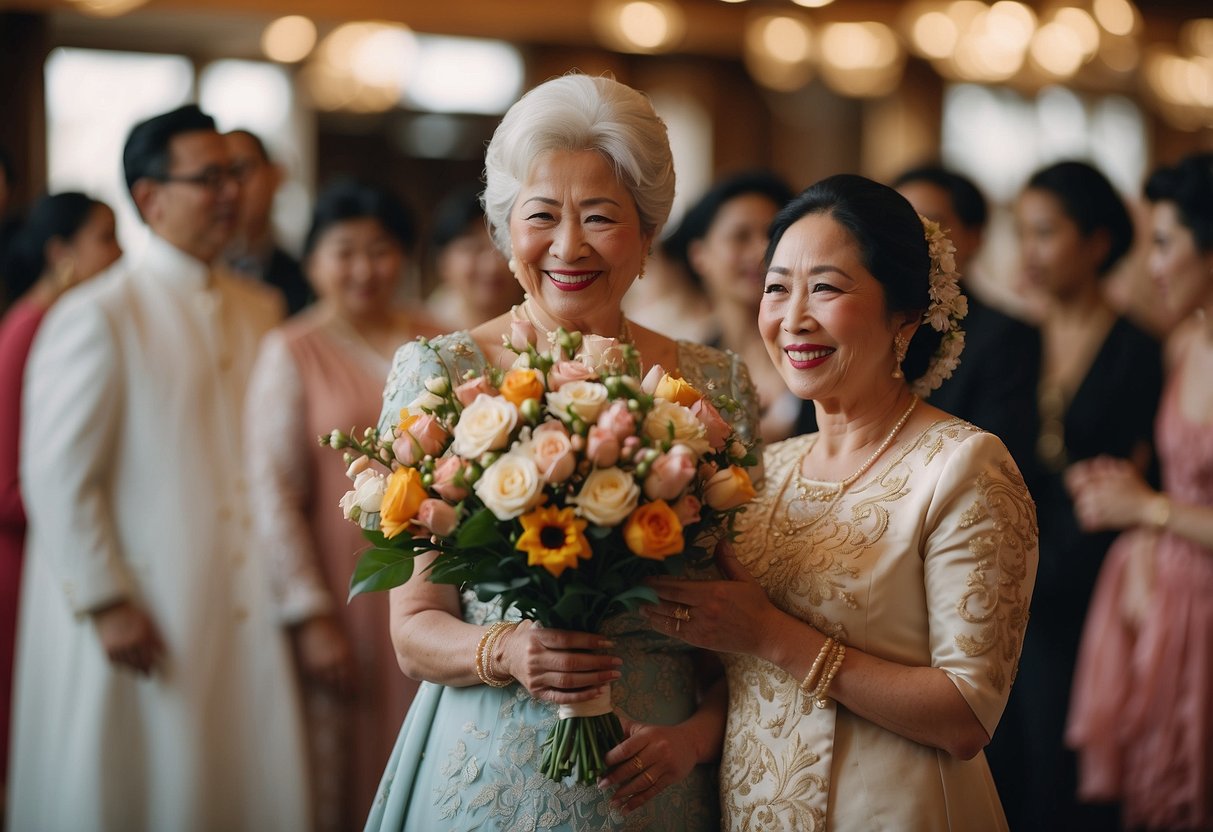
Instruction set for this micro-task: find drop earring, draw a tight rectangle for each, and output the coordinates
[891,333,908,379]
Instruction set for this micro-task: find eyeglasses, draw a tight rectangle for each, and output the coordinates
[155,165,245,191]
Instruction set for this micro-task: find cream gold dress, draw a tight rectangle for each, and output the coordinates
[721,420,1038,831]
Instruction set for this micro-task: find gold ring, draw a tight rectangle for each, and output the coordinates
[674,605,691,622]
[632,756,645,771]
[643,771,656,787]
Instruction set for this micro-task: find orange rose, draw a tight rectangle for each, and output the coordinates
[380,466,428,539]
[703,465,757,511]
[623,500,684,560]
[653,373,701,408]
[499,368,545,407]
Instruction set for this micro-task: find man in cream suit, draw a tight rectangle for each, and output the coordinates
[10,105,310,831]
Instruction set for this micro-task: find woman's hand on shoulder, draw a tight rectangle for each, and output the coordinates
[496,620,622,704]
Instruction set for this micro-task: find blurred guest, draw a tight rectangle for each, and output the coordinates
[246,179,440,831]
[424,182,521,329]
[665,170,797,442]
[0,191,120,809]
[622,235,715,344]
[1066,153,1213,831]
[0,147,21,310]
[9,104,310,831]
[986,160,1162,832]
[223,128,312,315]
[893,165,1041,475]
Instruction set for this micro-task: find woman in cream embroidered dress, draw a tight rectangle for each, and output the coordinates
[246,181,440,831]
[363,75,758,832]
[648,175,1038,831]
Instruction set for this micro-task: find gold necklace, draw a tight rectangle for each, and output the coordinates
[795,395,919,501]
[517,298,633,347]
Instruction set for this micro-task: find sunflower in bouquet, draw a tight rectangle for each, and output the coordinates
[322,325,757,785]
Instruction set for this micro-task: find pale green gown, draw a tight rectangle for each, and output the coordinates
[364,332,759,832]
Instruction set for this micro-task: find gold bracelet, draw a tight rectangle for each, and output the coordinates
[800,637,836,698]
[475,621,516,687]
[811,643,846,709]
[1144,494,1171,531]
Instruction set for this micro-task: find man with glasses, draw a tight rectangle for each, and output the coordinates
[10,104,310,830]
[223,129,312,315]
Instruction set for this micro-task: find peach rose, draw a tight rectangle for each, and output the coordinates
[569,467,640,526]
[524,426,576,484]
[643,400,710,455]
[671,493,702,527]
[596,400,636,440]
[703,465,757,511]
[380,467,429,539]
[431,455,469,502]
[393,413,450,465]
[643,445,698,501]
[548,359,597,391]
[691,398,731,452]
[415,498,458,537]
[623,500,684,559]
[499,368,545,407]
[510,318,538,351]
[454,376,498,407]
[585,425,621,468]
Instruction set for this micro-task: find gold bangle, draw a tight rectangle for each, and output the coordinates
[1145,494,1171,531]
[811,643,846,709]
[475,621,516,687]
[800,637,836,698]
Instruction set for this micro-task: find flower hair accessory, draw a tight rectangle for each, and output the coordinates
[911,215,967,397]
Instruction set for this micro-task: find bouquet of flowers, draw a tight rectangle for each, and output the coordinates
[322,323,757,785]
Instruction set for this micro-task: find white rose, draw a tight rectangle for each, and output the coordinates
[569,467,640,527]
[642,400,710,455]
[407,390,445,413]
[474,452,543,520]
[452,394,518,459]
[339,469,387,520]
[546,380,610,424]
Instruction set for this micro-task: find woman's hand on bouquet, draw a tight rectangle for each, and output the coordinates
[293,613,356,695]
[599,713,697,815]
[1065,455,1154,532]
[497,621,621,704]
[643,540,781,657]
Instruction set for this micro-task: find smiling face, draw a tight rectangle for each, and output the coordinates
[1149,199,1213,320]
[306,217,405,322]
[508,148,651,331]
[689,193,782,309]
[1015,187,1106,299]
[759,212,913,407]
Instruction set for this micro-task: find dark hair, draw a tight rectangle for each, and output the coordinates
[225,129,271,163]
[0,192,99,300]
[767,173,940,383]
[664,169,795,281]
[303,179,417,257]
[892,164,988,230]
[1144,153,1213,254]
[1025,160,1134,277]
[431,183,487,252]
[122,104,216,197]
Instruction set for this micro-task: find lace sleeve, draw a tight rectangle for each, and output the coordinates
[245,330,334,624]
[378,332,483,432]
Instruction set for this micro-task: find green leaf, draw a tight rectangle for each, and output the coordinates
[348,547,415,601]
[457,508,509,549]
[610,585,659,609]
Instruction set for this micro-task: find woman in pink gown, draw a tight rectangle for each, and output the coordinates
[1066,153,1213,831]
[245,180,441,831]
[0,193,120,804]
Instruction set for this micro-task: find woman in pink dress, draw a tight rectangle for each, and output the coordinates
[0,192,120,805]
[245,180,441,831]
[1066,153,1213,831]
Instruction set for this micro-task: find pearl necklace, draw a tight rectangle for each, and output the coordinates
[796,395,919,501]
[517,298,633,347]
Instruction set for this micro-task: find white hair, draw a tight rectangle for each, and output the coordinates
[482,74,676,257]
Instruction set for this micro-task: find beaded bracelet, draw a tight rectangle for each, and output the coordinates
[475,621,517,687]
[810,643,846,709]
[800,637,837,697]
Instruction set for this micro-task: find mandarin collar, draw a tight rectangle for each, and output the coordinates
[134,231,212,290]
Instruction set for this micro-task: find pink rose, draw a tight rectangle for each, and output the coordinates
[510,319,538,351]
[672,493,702,527]
[596,400,636,440]
[643,445,697,501]
[641,363,666,395]
[393,414,449,465]
[526,426,576,484]
[416,498,458,537]
[620,435,641,462]
[548,359,597,390]
[586,425,621,468]
[454,377,499,407]
[431,455,469,501]
[691,398,731,451]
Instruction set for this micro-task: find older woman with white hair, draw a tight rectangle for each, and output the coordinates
[363,74,759,831]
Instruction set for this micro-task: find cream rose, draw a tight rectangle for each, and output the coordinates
[338,469,386,520]
[569,467,640,527]
[643,400,710,455]
[546,380,610,424]
[521,426,576,484]
[473,452,544,520]
[451,394,518,459]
